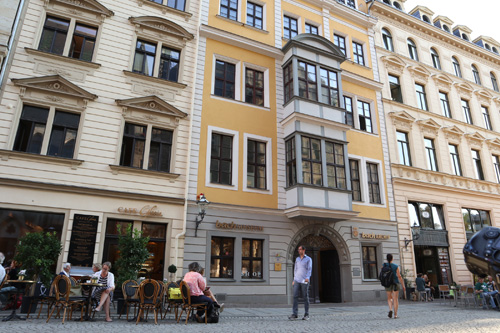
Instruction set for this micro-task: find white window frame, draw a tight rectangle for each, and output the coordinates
[360,242,382,282]
[246,0,267,30]
[351,39,366,66]
[211,54,241,101]
[242,62,270,108]
[206,126,239,190]
[333,31,349,59]
[243,133,272,194]
[282,11,301,40]
[350,96,377,135]
[218,0,243,22]
[348,154,387,207]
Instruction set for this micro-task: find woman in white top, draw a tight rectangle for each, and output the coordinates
[92,261,115,322]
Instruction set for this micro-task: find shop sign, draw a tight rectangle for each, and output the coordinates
[215,220,263,232]
[360,232,390,240]
[118,205,163,217]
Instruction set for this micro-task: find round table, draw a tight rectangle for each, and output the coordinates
[2,280,36,322]
[79,282,106,321]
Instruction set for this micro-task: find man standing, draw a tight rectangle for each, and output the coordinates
[289,245,312,321]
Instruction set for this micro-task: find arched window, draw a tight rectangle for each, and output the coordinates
[452,56,462,78]
[485,43,491,51]
[462,33,469,41]
[491,72,499,92]
[472,64,481,85]
[383,0,391,4]
[393,1,402,10]
[430,48,441,70]
[493,47,499,54]
[382,28,393,51]
[407,39,418,61]
[422,15,431,23]
[443,25,450,32]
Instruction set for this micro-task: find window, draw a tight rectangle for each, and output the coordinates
[214,60,236,99]
[148,128,173,172]
[14,105,80,159]
[393,1,402,10]
[407,39,418,61]
[443,25,450,32]
[298,61,317,100]
[449,144,462,176]
[333,34,346,55]
[39,16,97,62]
[210,237,234,278]
[362,246,377,280]
[383,0,391,4]
[210,133,233,185]
[283,63,293,103]
[388,74,402,102]
[342,0,356,8]
[352,42,365,66]
[246,2,263,29]
[408,202,445,230]
[142,223,167,280]
[220,0,238,20]
[422,15,431,23]
[283,16,298,39]
[320,68,339,107]
[472,150,484,180]
[247,140,266,189]
[439,92,451,118]
[430,48,441,70]
[424,138,438,171]
[367,163,381,204]
[285,138,296,187]
[462,33,469,41]
[493,155,500,183]
[396,131,411,166]
[462,208,490,233]
[461,99,472,124]
[382,28,393,52]
[485,43,491,51]
[344,96,353,126]
[349,159,361,201]
[482,106,492,130]
[452,56,462,78]
[245,68,264,106]
[491,72,499,92]
[357,101,372,133]
[133,40,156,76]
[166,0,186,11]
[472,65,481,85]
[493,47,499,54]
[241,239,263,279]
[325,141,346,189]
[159,47,180,81]
[301,136,322,185]
[305,23,318,35]
[415,83,428,111]
[120,123,146,168]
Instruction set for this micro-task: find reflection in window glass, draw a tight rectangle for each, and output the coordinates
[241,239,263,279]
[211,237,234,278]
[431,206,444,230]
[408,202,445,230]
[362,246,378,280]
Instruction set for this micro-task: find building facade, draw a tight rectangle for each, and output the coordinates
[371,0,500,287]
[0,0,200,279]
[184,0,397,304]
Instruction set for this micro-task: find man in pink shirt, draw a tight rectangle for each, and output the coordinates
[183,262,214,322]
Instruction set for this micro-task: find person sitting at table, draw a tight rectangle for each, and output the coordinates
[475,276,496,309]
[199,267,224,312]
[415,273,427,301]
[423,274,434,301]
[92,263,102,273]
[0,259,19,309]
[92,261,115,322]
[183,262,214,323]
[59,262,71,277]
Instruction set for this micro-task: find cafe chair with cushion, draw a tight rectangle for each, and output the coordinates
[155,280,166,319]
[177,280,208,325]
[136,279,159,325]
[47,275,85,324]
[118,279,139,320]
[164,282,182,320]
[27,278,57,319]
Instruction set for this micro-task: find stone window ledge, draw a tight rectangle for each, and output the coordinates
[0,149,83,169]
[109,164,180,180]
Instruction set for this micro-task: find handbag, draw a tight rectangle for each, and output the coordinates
[168,287,182,300]
[69,285,82,297]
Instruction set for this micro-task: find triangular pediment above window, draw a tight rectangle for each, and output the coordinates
[116,95,188,119]
[416,118,441,137]
[11,75,97,100]
[46,0,113,17]
[465,132,486,149]
[454,82,474,99]
[129,16,194,41]
[474,89,493,105]
[442,125,464,143]
[431,73,454,91]
[389,111,415,130]
[407,65,431,83]
[381,55,405,75]
[486,138,500,153]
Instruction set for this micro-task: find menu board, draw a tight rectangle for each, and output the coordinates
[67,214,99,267]
[438,247,451,285]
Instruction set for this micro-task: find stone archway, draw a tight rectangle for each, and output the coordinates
[287,224,352,303]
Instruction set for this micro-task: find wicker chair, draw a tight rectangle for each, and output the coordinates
[136,279,159,325]
[164,281,182,320]
[46,275,85,324]
[177,280,208,324]
[26,278,57,319]
[118,279,139,320]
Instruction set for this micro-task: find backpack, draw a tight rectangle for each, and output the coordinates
[207,305,219,323]
[379,263,395,288]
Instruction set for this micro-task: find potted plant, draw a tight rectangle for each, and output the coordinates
[14,231,62,313]
[114,224,150,314]
[168,264,177,282]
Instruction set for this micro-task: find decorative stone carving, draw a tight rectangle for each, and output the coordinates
[474,89,493,106]
[416,118,441,137]
[407,65,431,83]
[464,132,485,149]
[381,55,405,75]
[44,95,64,102]
[389,110,415,131]
[442,125,464,143]
[431,74,453,92]
[115,95,188,121]
[454,82,474,99]
[486,138,500,154]
[49,0,114,17]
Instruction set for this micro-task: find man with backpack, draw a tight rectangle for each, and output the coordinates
[379,253,405,319]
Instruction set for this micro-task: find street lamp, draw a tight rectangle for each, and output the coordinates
[195,193,210,237]
[404,223,421,250]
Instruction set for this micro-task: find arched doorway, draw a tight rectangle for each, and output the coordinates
[293,234,342,303]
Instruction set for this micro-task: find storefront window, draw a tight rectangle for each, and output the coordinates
[0,209,64,262]
[462,208,490,233]
[210,237,234,278]
[142,223,166,280]
[103,219,133,270]
[408,202,445,230]
[362,246,377,280]
[241,239,263,279]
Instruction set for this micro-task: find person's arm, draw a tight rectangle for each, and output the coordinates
[108,272,115,291]
[197,273,206,291]
[305,257,312,283]
[396,267,405,290]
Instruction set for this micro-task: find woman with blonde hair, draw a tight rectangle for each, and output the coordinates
[92,261,115,322]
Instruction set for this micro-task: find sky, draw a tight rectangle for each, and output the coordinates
[403,0,500,43]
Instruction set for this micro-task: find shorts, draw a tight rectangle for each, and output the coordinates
[385,284,400,292]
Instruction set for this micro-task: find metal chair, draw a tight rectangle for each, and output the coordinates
[47,275,85,324]
[118,279,139,320]
[177,280,208,325]
[438,285,454,305]
[136,279,159,325]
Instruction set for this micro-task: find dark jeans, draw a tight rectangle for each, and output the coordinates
[190,294,214,316]
[292,282,309,316]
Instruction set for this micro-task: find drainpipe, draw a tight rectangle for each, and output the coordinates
[174,1,203,270]
[0,0,25,90]
[367,0,376,15]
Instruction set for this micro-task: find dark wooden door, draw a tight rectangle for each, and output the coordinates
[320,249,341,303]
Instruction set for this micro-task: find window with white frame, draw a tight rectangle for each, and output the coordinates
[357,100,372,133]
[493,155,500,183]
[326,141,346,189]
[206,127,239,188]
[320,68,339,107]
[407,39,419,61]
[491,72,499,92]
[245,68,264,106]
[298,61,317,100]
[472,64,482,85]
[305,23,318,35]
[389,74,403,103]
[333,34,346,55]
[349,159,361,201]
[482,106,492,130]
[244,134,272,192]
[424,138,438,171]
[452,56,462,78]
[430,48,441,70]
[150,0,186,11]
[352,41,365,66]
[382,28,393,52]
[396,131,411,166]
[367,162,381,204]
[344,96,353,126]
[246,2,263,29]
[439,92,451,118]
[461,99,472,125]
[220,0,238,20]
[283,16,298,39]
[415,83,428,111]
[472,149,484,180]
[449,144,462,176]
[132,40,181,82]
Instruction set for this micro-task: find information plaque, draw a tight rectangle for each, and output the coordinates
[67,214,99,267]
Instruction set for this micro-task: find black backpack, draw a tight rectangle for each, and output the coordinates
[379,263,395,288]
[207,306,219,324]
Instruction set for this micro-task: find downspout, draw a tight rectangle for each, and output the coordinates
[174,1,203,270]
[367,0,376,15]
[0,0,25,89]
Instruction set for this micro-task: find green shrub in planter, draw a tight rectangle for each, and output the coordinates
[115,224,150,289]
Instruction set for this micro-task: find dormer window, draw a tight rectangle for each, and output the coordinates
[485,43,491,51]
[383,0,391,4]
[443,25,450,32]
[393,2,402,10]
[422,15,431,23]
[462,33,469,41]
[493,47,499,54]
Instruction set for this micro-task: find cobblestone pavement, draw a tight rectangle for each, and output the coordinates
[1,301,500,332]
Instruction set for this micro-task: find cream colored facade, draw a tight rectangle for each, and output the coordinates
[0,0,201,279]
[371,0,500,287]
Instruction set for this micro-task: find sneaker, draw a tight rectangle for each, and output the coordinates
[288,314,298,320]
[302,314,310,321]
[219,303,224,313]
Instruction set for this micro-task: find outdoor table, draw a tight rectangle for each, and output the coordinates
[79,282,106,321]
[2,280,36,322]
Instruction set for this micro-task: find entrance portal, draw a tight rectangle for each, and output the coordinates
[293,234,341,303]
